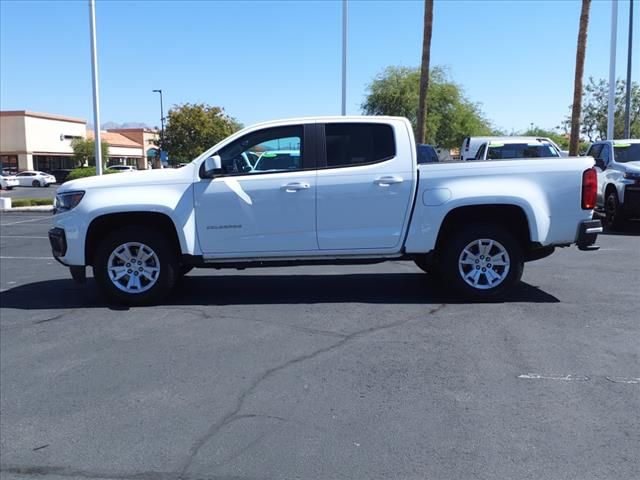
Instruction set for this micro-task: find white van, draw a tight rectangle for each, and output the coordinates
[461,136,567,161]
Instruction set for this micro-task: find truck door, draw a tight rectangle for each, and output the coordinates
[194,124,319,255]
[315,122,414,250]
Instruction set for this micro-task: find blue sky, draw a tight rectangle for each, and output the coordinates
[0,0,638,133]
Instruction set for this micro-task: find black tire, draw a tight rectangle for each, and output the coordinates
[179,264,194,277]
[413,255,437,276]
[604,190,626,231]
[439,223,524,302]
[32,180,41,187]
[93,226,178,306]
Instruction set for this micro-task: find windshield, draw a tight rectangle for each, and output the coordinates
[487,143,560,160]
[613,144,640,163]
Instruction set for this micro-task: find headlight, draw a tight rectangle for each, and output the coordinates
[623,172,640,180]
[54,191,85,213]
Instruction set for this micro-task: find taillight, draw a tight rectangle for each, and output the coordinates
[581,167,597,210]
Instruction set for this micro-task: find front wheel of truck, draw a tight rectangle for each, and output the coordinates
[440,224,524,301]
[93,226,178,306]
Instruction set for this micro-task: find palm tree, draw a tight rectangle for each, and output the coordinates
[570,0,592,156]
[416,0,434,144]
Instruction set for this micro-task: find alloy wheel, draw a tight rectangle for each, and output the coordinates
[107,242,161,294]
[458,238,510,290]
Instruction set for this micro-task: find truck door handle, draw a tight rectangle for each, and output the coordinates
[374,176,403,187]
[281,182,310,192]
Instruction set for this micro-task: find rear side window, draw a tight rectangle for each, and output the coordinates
[587,144,603,159]
[325,123,395,168]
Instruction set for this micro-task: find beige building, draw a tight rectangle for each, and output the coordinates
[107,128,161,169]
[86,130,146,168]
[0,110,160,171]
[0,110,86,172]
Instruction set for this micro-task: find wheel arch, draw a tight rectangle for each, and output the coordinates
[605,183,618,197]
[435,204,533,254]
[85,212,182,266]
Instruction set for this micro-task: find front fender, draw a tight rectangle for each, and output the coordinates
[51,183,196,266]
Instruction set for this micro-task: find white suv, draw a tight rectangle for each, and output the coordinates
[587,139,640,229]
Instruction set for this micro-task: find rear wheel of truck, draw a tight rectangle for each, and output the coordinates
[93,226,178,306]
[440,224,524,301]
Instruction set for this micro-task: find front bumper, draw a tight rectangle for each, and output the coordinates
[623,184,640,217]
[576,219,602,251]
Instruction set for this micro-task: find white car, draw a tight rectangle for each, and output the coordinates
[107,165,136,172]
[587,139,640,229]
[49,116,601,305]
[1,173,19,190]
[15,171,56,187]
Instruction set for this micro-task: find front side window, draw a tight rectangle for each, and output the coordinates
[325,123,395,168]
[215,126,303,176]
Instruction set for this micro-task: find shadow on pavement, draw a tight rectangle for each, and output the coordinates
[599,221,640,237]
[0,273,559,311]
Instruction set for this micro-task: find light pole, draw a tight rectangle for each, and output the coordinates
[624,0,634,138]
[89,0,102,175]
[341,0,347,115]
[607,0,618,140]
[152,89,165,166]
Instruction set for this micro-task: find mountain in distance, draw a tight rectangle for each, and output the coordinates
[102,121,153,130]
[87,121,154,130]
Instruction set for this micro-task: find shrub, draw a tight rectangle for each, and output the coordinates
[11,198,54,207]
[66,167,118,181]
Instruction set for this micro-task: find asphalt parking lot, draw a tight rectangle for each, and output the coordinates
[1,185,58,201]
[1,211,638,480]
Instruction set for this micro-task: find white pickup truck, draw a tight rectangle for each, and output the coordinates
[49,116,602,305]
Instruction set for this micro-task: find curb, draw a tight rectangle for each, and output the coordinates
[1,206,54,212]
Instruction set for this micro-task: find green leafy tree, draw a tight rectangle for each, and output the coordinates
[362,66,494,148]
[521,127,570,150]
[163,103,242,164]
[71,138,109,167]
[564,77,640,141]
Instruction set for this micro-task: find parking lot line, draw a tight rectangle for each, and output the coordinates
[0,217,52,226]
[0,256,54,260]
[0,235,49,239]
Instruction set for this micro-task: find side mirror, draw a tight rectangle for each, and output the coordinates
[594,158,606,170]
[203,155,222,178]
